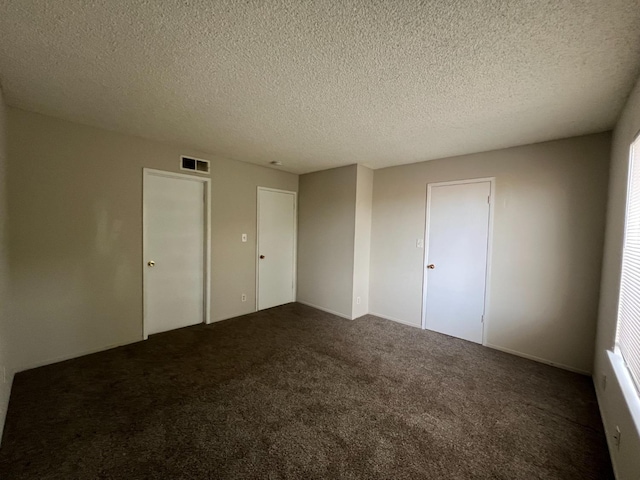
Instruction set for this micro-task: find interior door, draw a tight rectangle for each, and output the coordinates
[423,180,491,343]
[144,171,206,335]
[258,188,296,310]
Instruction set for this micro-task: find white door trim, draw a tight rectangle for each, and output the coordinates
[142,168,211,340]
[256,187,298,311]
[421,177,495,346]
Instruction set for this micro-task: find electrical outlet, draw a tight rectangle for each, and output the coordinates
[241,233,247,243]
[356,297,361,305]
[241,293,247,302]
[613,426,621,450]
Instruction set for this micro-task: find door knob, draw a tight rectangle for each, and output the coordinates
[147,260,155,267]
[427,264,435,269]
[259,255,265,259]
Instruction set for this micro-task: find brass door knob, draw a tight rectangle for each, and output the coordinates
[259,255,265,259]
[427,264,435,269]
[147,260,155,267]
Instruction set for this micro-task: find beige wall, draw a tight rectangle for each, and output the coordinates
[6,107,297,372]
[352,165,373,319]
[370,133,610,374]
[594,75,640,479]
[297,165,357,318]
[0,86,12,442]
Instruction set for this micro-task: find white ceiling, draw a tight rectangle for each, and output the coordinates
[1,1,639,174]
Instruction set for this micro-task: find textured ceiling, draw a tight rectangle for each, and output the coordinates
[1,1,640,174]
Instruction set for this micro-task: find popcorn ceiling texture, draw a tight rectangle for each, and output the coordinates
[0,0,639,174]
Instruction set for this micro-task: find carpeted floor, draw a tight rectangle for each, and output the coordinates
[0,303,612,479]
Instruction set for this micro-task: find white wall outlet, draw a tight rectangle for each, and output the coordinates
[241,293,247,302]
[356,296,361,305]
[416,239,424,248]
[241,233,247,243]
[613,426,621,450]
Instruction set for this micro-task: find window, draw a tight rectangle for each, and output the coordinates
[617,133,640,392]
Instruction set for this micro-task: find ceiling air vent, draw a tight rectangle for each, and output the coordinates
[180,156,210,174]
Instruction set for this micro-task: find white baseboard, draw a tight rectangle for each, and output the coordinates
[365,315,590,375]
[296,300,353,320]
[484,342,591,376]
[18,311,262,373]
[594,381,621,480]
[16,339,140,374]
[369,311,422,329]
[5,338,141,444]
[0,370,14,447]
[209,314,246,324]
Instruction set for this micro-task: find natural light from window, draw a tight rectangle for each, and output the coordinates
[617,134,640,393]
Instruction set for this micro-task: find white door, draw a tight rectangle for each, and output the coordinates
[144,170,207,336]
[257,188,296,310]
[423,180,492,344]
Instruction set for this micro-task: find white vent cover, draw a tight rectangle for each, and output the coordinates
[180,156,210,174]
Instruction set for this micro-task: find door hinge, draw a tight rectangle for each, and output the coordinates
[481,315,484,323]
[487,195,490,204]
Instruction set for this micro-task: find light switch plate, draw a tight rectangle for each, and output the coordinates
[416,239,424,248]
[242,233,247,242]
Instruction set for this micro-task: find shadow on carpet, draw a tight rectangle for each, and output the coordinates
[0,303,612,479]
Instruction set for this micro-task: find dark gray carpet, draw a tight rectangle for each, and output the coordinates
[0,303,612,479]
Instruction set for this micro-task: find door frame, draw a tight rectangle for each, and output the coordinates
[421,177,495,345]
[142,168,212,340]
[256,186,298,311]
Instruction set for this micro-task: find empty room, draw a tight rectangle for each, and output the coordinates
[0,1,639,479]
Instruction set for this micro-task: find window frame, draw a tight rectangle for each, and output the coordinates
[614,130,640,395]
[603,132,640,454]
